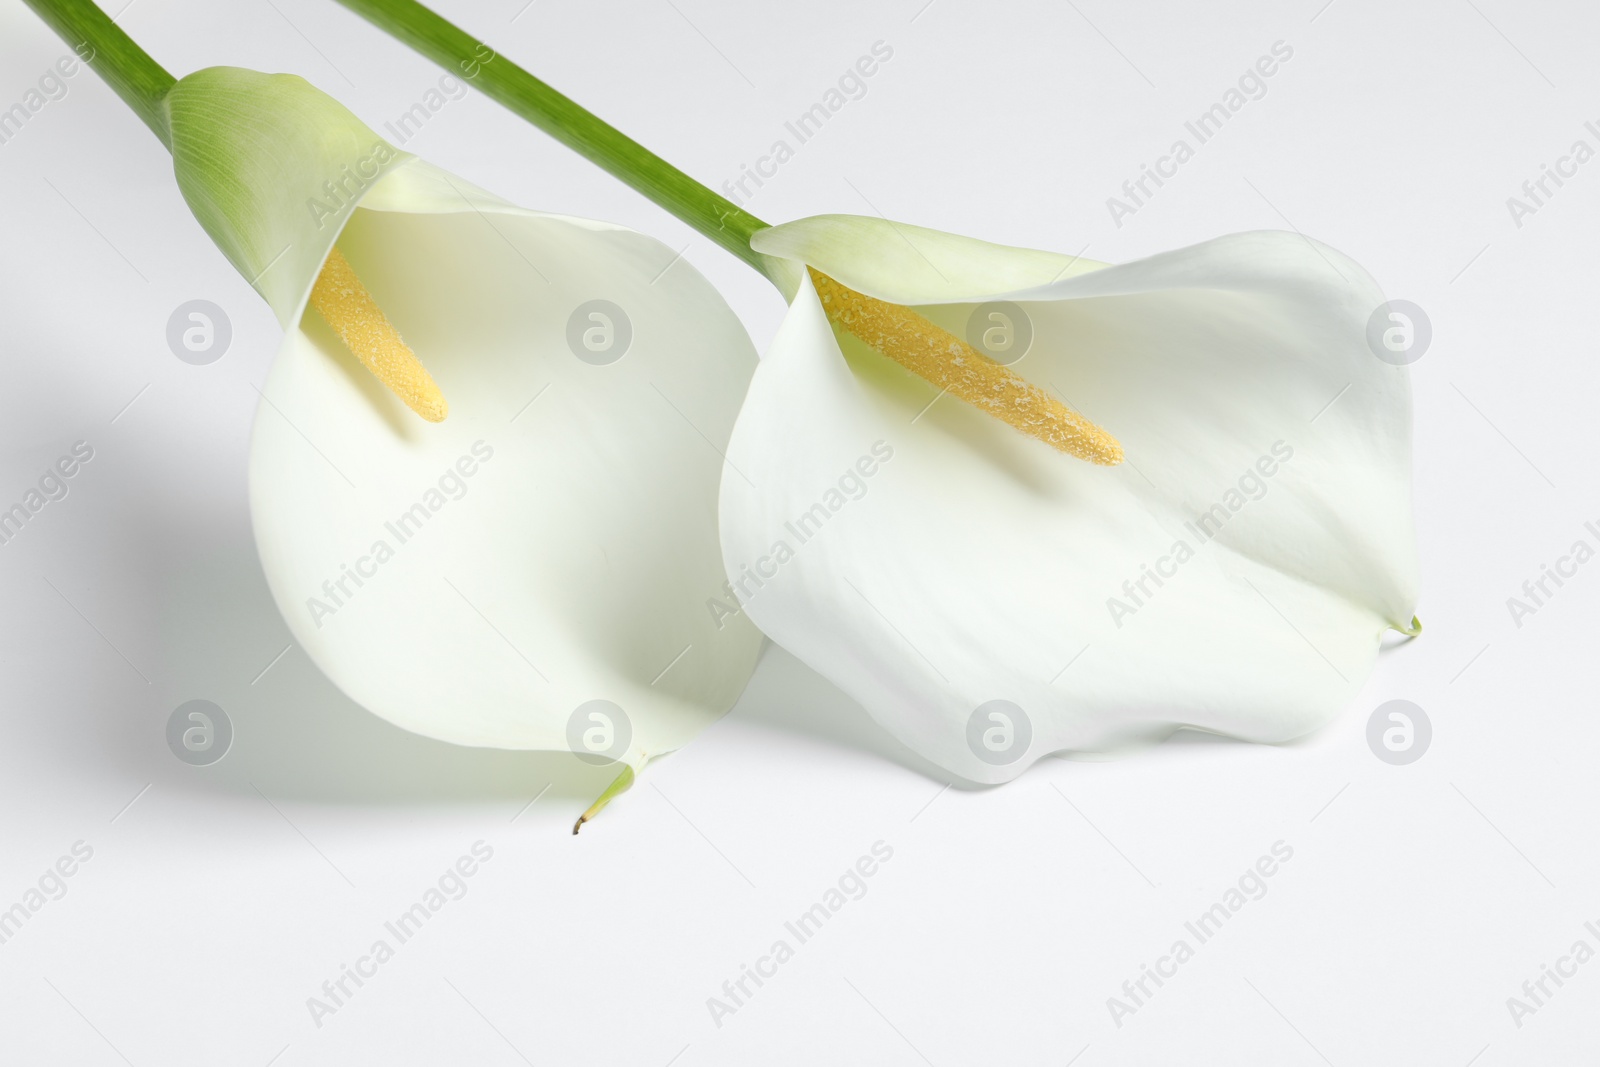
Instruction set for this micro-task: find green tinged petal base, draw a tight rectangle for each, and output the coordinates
[164,66,410,325]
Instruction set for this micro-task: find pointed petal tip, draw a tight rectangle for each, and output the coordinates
[571,764,636,836]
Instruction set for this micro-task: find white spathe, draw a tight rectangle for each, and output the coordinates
[171,69,764,770]
[721,215,1419,784]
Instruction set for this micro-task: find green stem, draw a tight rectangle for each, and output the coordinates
[334,0,781,283]
[572,764,635,835]
[21,0,175,145]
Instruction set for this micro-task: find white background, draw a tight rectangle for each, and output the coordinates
[1,0,1597,1063]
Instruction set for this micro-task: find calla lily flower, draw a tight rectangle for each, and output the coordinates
[321,1,1423,786]
[716,216,1420,783]
[22,0,764,820]
[173,68,765,793]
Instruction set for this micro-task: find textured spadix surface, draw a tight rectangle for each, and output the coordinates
[722,215,1419,784]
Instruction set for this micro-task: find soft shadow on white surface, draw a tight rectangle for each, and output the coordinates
[147,537,620,806]
[730,640,966,787]
[77,487,1428,810]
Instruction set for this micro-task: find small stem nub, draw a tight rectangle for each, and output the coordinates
[572,764,636,835]
[310,246,449,422]
[809,270,1122,465]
